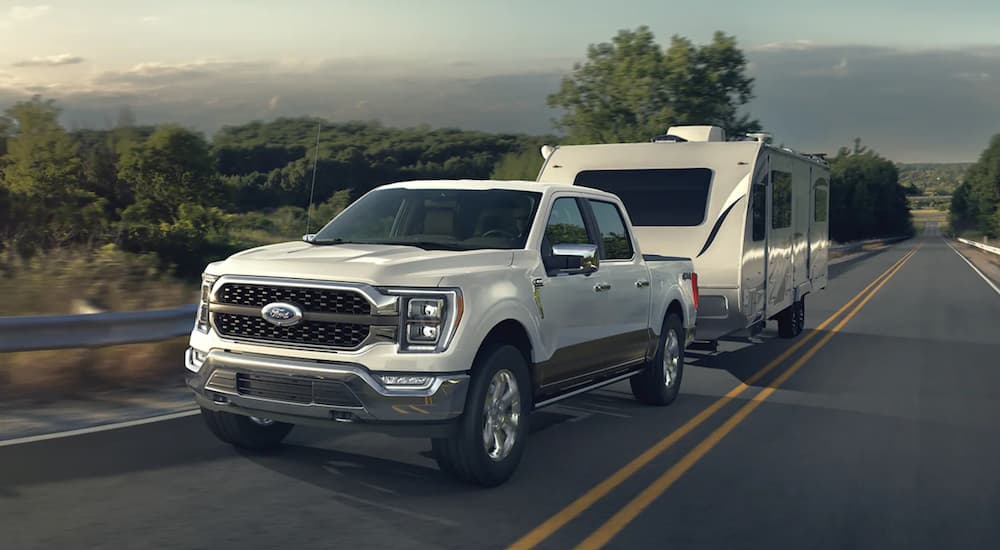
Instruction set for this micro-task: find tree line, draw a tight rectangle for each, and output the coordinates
[950,135,1000,238]
[0,26,916,281]
[0,98,545,275]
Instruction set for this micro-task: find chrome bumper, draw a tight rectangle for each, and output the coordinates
[186,349,470,429]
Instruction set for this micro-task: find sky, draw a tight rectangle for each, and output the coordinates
[1,0,999,162]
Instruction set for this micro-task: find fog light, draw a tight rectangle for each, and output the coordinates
[379,374,434,387]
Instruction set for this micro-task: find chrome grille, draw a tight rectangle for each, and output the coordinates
[217,283,371,315]
[235,372,363,407]
[214,313,369,349]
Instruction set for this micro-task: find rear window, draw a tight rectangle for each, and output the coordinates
[573,168,712,227]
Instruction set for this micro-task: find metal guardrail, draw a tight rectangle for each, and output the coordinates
[829,235,911,255]
[958,237,1000,256]
[0,235,913,354]
[0,305,197,353]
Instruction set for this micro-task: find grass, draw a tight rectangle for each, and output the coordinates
[0,338,188,402]
[1,245,197,315]
[0,246,197,400]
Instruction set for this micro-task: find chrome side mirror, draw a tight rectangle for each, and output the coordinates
[547,243,599,275]
[302,233,317,243]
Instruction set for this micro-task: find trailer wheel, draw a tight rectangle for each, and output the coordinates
[777,304,796,338]
[794,297,806,334]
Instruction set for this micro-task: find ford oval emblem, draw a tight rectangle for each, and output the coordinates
[261,302,303,327]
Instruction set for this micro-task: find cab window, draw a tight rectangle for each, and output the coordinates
[588,200,634,260]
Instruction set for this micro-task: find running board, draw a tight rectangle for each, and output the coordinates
[534,370,640,409]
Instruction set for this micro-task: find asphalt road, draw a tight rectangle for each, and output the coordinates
[2,233,999,550]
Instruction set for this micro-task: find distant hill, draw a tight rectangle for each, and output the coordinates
[897,162,971,196]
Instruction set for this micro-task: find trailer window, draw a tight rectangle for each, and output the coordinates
[814,179,828,222]
[771,170,792,229]
[751,183,766,241]
[573,168,712,227]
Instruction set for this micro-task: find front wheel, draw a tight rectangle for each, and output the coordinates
[432,344,531,487]
[630,314,685,406]
[200,408,294,451]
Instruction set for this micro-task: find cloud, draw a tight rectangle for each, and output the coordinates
[748,44,1000,161]
[750,40,818,53]
[954,71,992,82]
[12,54,84,67]
[2,47,998,162]
[9,4,50,21]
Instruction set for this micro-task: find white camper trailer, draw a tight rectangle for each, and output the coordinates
[536,126,830,343]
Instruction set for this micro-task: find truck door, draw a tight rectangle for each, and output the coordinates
[535,196,610,389]
[583,198,651,371]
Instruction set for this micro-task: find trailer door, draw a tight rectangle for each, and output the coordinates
[766,160,795,315]
[810,175,830,288]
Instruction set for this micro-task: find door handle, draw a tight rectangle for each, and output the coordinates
[635,279,650,288]
[594,282,612,292]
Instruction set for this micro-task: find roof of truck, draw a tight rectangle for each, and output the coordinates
[379,178,614,198]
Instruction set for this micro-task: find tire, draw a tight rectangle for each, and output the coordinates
[777,298,805,338]
[431,344,531,487]
[630,314,685,406]
[794,296,806,334]
[776,304,796,338]
[200,408,294,451]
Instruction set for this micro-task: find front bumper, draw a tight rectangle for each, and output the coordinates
[186,348,470,435]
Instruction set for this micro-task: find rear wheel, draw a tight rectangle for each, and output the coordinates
[777,299,805,338]
[432,344,531,487]
[794,296,806,334]
[200,408,294,451]
[630,314,685,406]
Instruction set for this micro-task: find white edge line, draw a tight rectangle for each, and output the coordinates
[0,408,200,448]
[945,239,1000,297]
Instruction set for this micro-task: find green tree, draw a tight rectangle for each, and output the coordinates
[829,142,912,242]
[950,134,1000,237]
[492,148,545,180]
[116,125,226,273]
[0,97,105,249]
[548,27,759,143]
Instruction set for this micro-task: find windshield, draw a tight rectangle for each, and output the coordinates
[574,168,713,227]
[312,188,541,250]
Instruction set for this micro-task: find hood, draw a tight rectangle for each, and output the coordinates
[209,241,515,286]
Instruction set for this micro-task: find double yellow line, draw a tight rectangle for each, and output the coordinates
[508,245,921,550]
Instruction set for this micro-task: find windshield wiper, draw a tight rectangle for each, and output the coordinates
[380,240,471,251]
[309,237,366,246]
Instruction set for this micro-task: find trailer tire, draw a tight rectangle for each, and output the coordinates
[777,304,796,338]
[794,296,806,334]
[630,314,685,406]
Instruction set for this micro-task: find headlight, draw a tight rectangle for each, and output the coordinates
[384,289,463,353]
[196,273,218,333]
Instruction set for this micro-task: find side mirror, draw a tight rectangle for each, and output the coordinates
[546,243,599,275]
[302,233,317,243]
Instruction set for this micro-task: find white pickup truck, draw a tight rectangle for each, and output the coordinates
[186,180,698,485]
